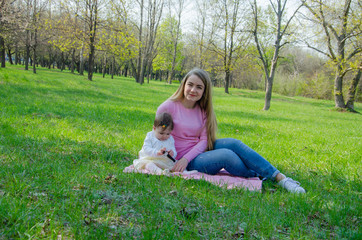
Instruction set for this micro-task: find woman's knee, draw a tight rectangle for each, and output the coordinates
[204,148,240,164]
[188,149,236,172]
[214,138,243,149]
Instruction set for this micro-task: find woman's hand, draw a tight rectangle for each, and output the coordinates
[171,157,188,172]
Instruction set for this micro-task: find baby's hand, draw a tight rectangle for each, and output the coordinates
[168,150,174,157]
[157,147,166,156]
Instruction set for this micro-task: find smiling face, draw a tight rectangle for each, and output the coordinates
[182,74,205,108]
[153,126,172,141]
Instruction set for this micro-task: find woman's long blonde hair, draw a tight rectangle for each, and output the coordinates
[169,68,217,150]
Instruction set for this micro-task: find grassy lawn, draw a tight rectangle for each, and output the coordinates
[0,65,361,239]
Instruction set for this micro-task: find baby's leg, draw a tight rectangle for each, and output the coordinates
[145,162,163,174]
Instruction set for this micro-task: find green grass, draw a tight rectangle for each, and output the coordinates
[0,65,361,239]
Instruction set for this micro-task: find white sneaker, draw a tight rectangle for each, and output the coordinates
[278,177,306,193]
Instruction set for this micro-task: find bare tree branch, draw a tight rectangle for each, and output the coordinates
[346,48,362,61]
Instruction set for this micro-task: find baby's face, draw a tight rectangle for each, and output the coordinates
[154,126,172,141]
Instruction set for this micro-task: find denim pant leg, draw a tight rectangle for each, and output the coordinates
[214,138,279,179]
[187,138,280,180]
[187,148,259,178]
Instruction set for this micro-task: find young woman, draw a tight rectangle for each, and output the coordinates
[156,68,305,193]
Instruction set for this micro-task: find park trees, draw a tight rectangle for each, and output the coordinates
[0,0,23,67]
[153,16,175,81]
[183,0,214,72]
[23,0,49,73]
[133,0,164,84]
[153,14,184,83]
[47,0,110,80]
[96,7,139,79]
[165,0,184,84]
[46,0,85,72]
[192,0,209,69]
[207,0,249,94]
[251,0,303,110]
[301,0,362,110]
[52,0,104,80]
[83,0,102,81]
[1,0,361,110]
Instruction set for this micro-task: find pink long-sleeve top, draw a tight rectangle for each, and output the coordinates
[157,100,208,162]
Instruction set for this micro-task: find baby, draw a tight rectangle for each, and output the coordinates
[133,112,177,174]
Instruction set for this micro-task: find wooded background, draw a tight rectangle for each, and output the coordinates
[1,0,361,110]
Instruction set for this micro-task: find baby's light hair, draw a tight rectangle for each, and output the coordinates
[154,112,174,130]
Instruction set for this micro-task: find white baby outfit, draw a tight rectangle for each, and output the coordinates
[133,130,177,171]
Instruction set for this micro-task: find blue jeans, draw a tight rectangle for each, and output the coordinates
[187,138,280,180]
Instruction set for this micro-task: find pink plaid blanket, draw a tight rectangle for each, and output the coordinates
[123,165,262,191]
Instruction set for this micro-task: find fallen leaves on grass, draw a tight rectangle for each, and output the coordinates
[84,213,92,225]
[231,225,245,239]
[180,203,200,219]
[42,218,51,234]
[28,192,47,201]
[104,174,117,184]
[168,190,178,196]
[72,184,86,190]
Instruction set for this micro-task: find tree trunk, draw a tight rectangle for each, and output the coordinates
[111,56,115,79]
[224,70,230,94]
[25,45,30,70]
[48,47,52,69]
[124,62,128,77]
[136,0,144,83]
[88,43,95,80]
[61,52,65,71]
[102,54,106,78]
[346,68,361,111]
[79,44,84,75]
[263,57,278,111]
[334,67,346,108]
[264,77,273,111]
[0,36,5,68]
[139,61,146,84]
[7,47,13,65]
[15,43,19,65]
[32,0,38,74]
[32,29,37,74]
[147,59,153,83]
[130,59,137,78]
[71,48,75,73]
[87,0,98,81]
[199,9,205,69]
[94,63,98,73]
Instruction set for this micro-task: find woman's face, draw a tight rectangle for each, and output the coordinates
[183,74,205,104]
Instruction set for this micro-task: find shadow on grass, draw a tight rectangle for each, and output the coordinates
[0,122,145,238]
[0,121,134,166]
[0,81,158,129]
[218,109,293,122]
[229,89,338,110]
